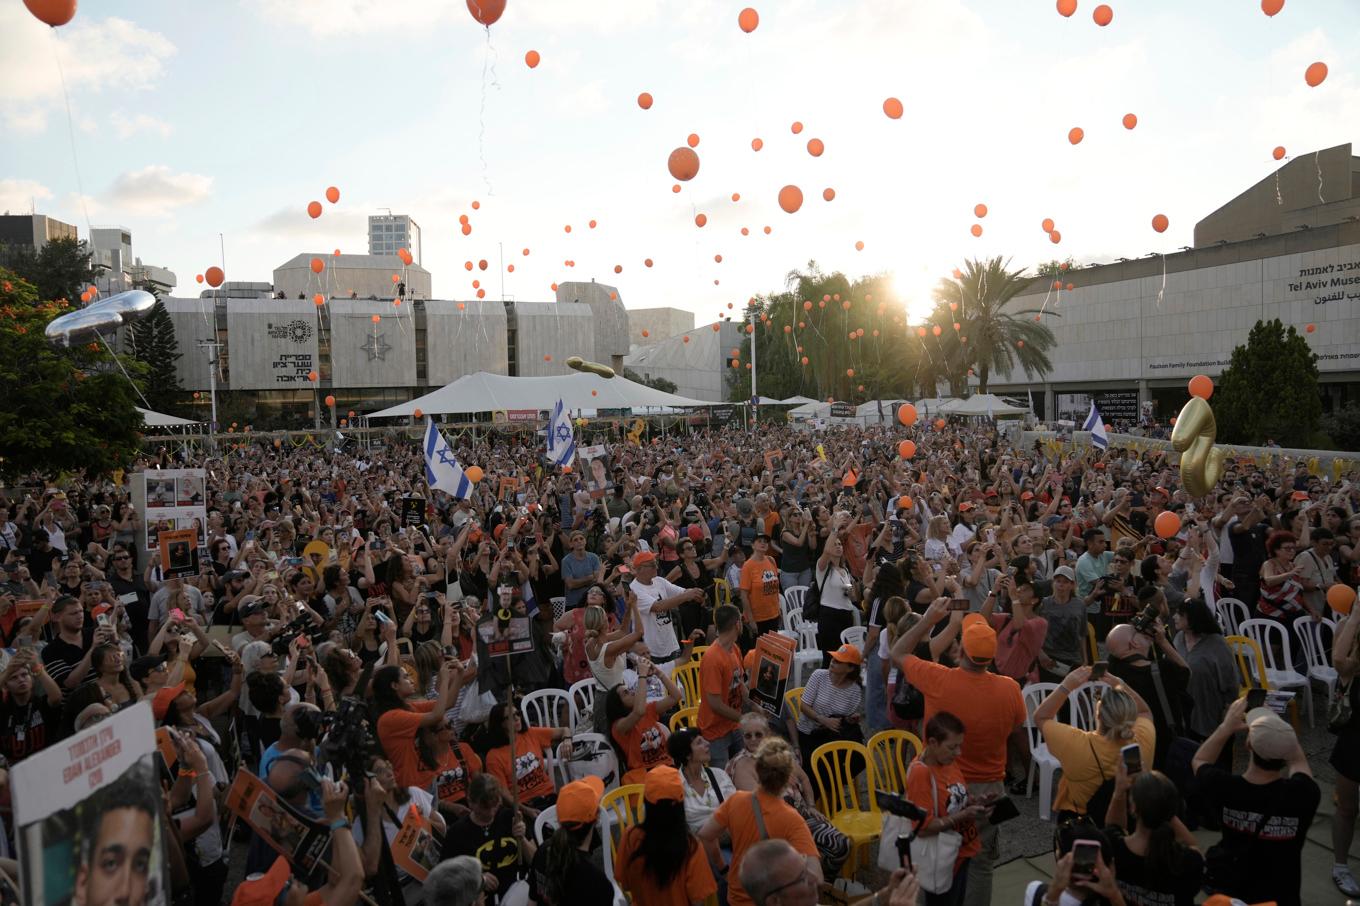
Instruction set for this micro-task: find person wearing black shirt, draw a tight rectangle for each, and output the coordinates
[0,648,63,761]
[1106,619,1190,770]
[106,548,152,648]
[440,773,534,903]
[1192,696,1320,906]
[25,529,60,588]
[41,595,101,693]
[1104,762,1204,906]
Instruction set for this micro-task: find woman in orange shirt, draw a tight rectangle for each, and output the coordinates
[372,660,465,790]
[605,657,683,784]
[421,718,483,816]
[484,701,570,815]
[615,765,718,906]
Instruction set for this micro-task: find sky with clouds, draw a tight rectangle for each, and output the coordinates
[2,0,1358,324]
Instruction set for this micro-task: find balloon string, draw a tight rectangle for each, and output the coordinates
[96,329,152,408]
[49,28,93,241]
[478,26,500,197]
[1315,150,1325,204]
[1156,253,1167,309]
[1275,170,1283,206]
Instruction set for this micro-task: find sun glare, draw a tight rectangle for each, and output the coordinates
[891,269,940,324]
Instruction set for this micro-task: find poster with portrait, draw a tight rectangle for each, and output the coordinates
[224,770,332,874]
[136,469,208,554]
[390,808,443,883]
[158,529,199,580]
[576,444,612,499]
[748,631,797,718]
[477,612,535,658]
[11,702,170,906]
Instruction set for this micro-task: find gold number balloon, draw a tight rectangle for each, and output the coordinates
[566,356,616,379]
[1170,397,1225,497]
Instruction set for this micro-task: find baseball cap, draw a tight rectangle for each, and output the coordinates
[556,775,604,824]
[237,597,267,619]
[1020,491,1035,501]
[984,488,999,499]
[961,614,996,663]
[644,765,685,804]
[829,644,863,666]
[152,683,186,721]
[753,532,771,543]
[686,523,704,542]
[631,551,657,569]
[958,502,975,512]
[231,857,295,906]
[1290,490,1310,501]
[1053,565,1076,582]
[1245,706,1297,760]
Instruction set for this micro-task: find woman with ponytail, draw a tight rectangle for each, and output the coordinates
[1033,664,1155,824]
[527,776,613,906]
[615,765,718,906]
[584,589,643,732]
[1104,766,1205,905]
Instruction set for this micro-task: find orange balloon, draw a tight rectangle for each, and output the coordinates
[822,187,836,202]
[466,0,505,26]
[974,203,988,218]
[1041,217,1055,232]
[738,7,759,32]
[307,201,322,219]
[1306,323,1316,333]
[1327,584,1357,613]
[471,200,481,210]
[205,266,225,287]
[687,133,700,148]
[371,314,381,323]
[800,356,809,365]
[465,465,484,483]
[1273,146,1286,160]
[1049,230,1062,244]
[472,280,481,289]
[855,240,864,251]
[683,336,690,343]
[391,274,400,283]
[564,225,572,233]
[325,186,340,203]
[671,184,681,193]
[778,185,803,213]
[751,137,763,151]
[588,219,597,229]
[1068,126,1084,145]
[613,264,622,274]
[313,294,325,306]
[1188,374,1213,400]
[846,368,855,377]
[763,226,772,234]
[1154,511,1181,539]
[562,465,572,474]
[478,259,488,270]
[324,394,336,407]
[712,324,720,332]
[898,440,916,459]
[790,121,803,134]
[917,327,927,337]
[970,224,983,237]
[544,354,552,362]
[695,213,707,227]
[1066,283,1074,291]
[934,418,946,429]
[806,138,824,157]
[1122,112,1137,129]
[22,0,77,26]
[525,49,540,68]
[1092,4,1112,26]
[1152,213,1169,233]
[461,223,472,236]
[457,303,465,310]
[638,92,653,109]
[1017,340,1025,348]
[308,370,319,382]
[667,146,700,181]
[883,97,903,119]
[1261,0,1284,15]
[731,192,741,202]
[1305,61,1327,87]
[645,258,654,267]
[714,254,723,263]
[1056,0,1077,16]
[841,300,851,310]
[194,274,204,284]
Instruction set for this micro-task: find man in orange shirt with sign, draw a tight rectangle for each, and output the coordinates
[698,605,749,768]
[739,533,782,638]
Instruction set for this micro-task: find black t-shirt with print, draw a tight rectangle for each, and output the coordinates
[1104,825,1203,906]
[1195,764,1320,906]
[0,695,61,762]
[527,843,614,906]
[441,807,523,896]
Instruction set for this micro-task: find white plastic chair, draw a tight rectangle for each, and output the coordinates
[1217,597,1249,636]
[598,812,629,906]
[786,608,804,636]
[784,586,808,621]
[1294,617,1338,706]
[840,625,868,651]
[1239,618,1314,726]
[559,731,620,790]
[569,678,597,732]
[1022,682,1062,821]
[798,622,819,651]
[522,688,575,732]
[1068,681,1111,732]
[533,805,559,844]
[793,649,822,688]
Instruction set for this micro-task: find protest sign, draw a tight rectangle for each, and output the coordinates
[749,632,797,718]
[577,444,612,498]
[390,808,443,883]
[224,770,332,874]
[158,529,199,579]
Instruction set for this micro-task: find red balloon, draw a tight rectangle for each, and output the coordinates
[1188,374,1213,400]
[205,266,224,287]
[1154,511,1181,539]
[667,147,700,181]
[1261,0,1284,15]
[466,0,506,26]
[23,0,76,26]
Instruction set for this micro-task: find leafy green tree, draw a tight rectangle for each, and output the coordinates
[928,257,1056,393]
[1215,318,1322,447]
[127,296,184,414]
[0,269,144,481]
[0,237,97,304]
[622,367,678,394]
[1322,403,1360,451]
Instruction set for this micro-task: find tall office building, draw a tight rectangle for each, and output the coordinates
[0,213,77,250]
[368,214,422,265]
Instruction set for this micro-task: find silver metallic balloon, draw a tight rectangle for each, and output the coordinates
[44,290,156,347]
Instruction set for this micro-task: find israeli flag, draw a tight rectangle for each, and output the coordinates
[546,398,577,467]
[423,418,472,499]
[1084,401,1109,450]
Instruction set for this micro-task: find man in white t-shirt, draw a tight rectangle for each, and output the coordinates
[628,551,702,664]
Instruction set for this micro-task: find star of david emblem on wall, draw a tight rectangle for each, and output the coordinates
[361,332,391,362]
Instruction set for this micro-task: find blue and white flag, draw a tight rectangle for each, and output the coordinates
[545,398,577,467]
[423,418,472,499]
[1084,401,1109,450]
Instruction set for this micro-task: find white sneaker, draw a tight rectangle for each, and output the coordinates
[1334,865,1360,897]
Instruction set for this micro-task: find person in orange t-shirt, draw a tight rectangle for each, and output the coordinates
[608,657,683,784]
[906,711,993,901]
[484,701,569,813]
[615,766,718,906]
[891,598,1025,906]
[739,534,782,636]
[372,661,465,790]
[698,737,823,906]
[426,717,483,811]
[697,605,749,768]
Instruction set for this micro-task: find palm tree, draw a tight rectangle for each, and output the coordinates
[930,256,1057,393]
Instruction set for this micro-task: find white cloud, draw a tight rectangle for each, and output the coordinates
[249,0,664,37]
[0,179,53,215]
[102,166,212,217]
[110,112,174,139]
[2,108,47,134]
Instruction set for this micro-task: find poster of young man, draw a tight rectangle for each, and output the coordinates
[748,632,796,718]
[576,444,612,499]
[11,703,169,906]
[134,470,208,555]
[223,771,333,875]
[157,529,199,580]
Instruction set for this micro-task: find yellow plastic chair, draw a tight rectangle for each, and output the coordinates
[672,661,702,709]
[713,578,732,607]
[866,730,922,797]
[1226,634,1271,696]
[809,741,880,875]
[600,783,645,888]
[784,686,804,724]
[690,645,711,662]
[669,706,699,733]
[1087,623,1099,665]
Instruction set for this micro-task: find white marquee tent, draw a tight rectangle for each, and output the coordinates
[367,371,716,419]
[136,407,200,428]
[938,394,1029,417]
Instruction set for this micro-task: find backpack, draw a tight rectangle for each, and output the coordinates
[1082,738,1117,828]
[801,564,829,622]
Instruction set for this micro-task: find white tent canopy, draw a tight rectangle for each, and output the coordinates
[780,395,817,405]
[136,407,200,427]
[938,394,1029,417]
[367,371,716,419]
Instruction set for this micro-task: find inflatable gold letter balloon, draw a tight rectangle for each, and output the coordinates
[566,355,616,379]
[1171,397,1225,497]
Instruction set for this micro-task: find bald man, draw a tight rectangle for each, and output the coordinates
[1106,620,1190,770]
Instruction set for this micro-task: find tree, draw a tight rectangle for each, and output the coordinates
[127,296,184,414]
[1215,318,1322,447]
[0,237,97,304]
[621,367,678,394]
[928,257,1057,393]
[0,269,144,481]
[1322,403,1360,451]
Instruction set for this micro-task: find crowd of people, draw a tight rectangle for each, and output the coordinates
[0,416,1358,906]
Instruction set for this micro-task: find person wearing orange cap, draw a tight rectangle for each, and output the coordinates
[891,598,1025,906]
[526,775,614,905]
[792,643,864,778]
[614,765,717,906]
[629,550,704,665]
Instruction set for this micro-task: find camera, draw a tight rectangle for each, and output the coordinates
[875,790,928,822]
[316,697,377,784]
[1130,604,1160,636]
[271,612,327,656]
